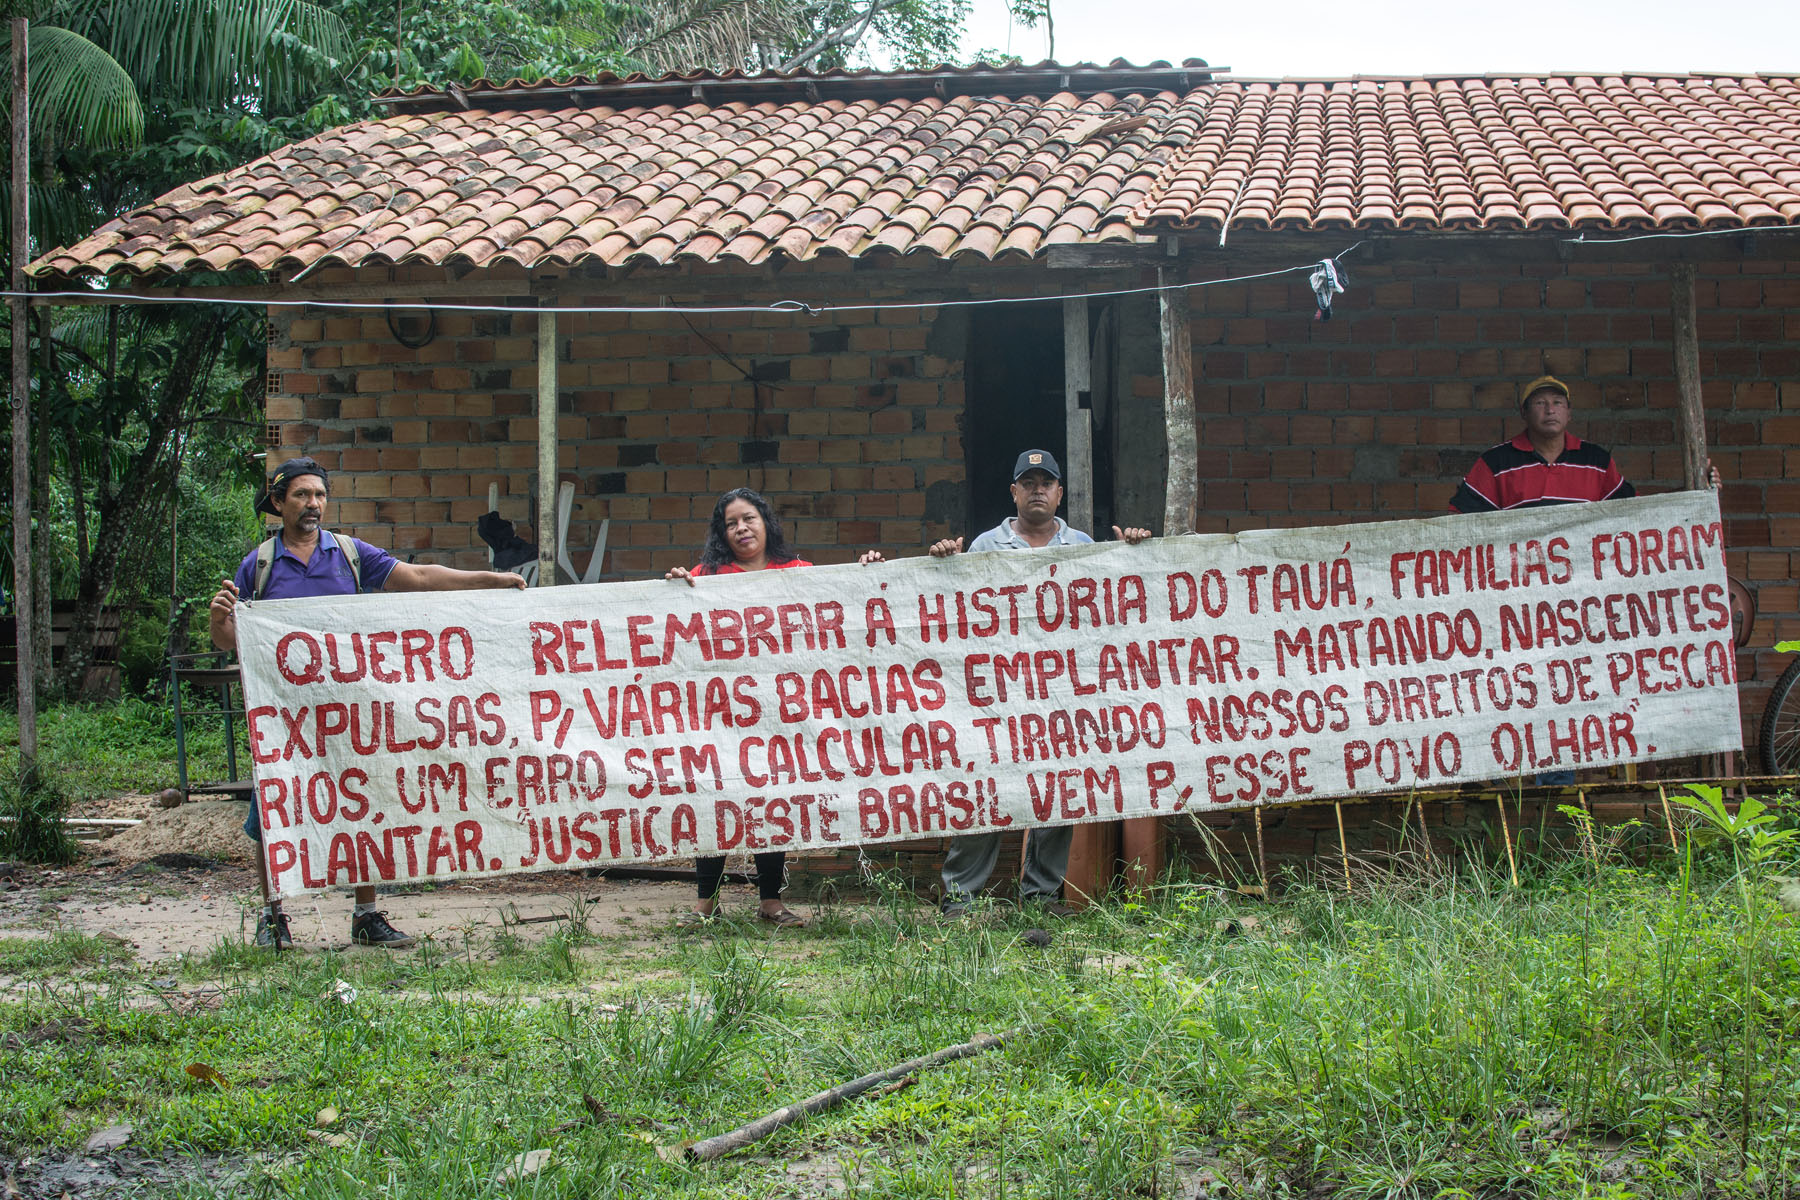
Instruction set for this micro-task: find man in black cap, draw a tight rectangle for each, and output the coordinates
[929,449,1152,916]
[208,457,525,949]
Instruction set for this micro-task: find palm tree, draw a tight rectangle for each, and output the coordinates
[2,1,349,697]
[3,0,347,129]
[3,1,347,242]
[609,0,811,74]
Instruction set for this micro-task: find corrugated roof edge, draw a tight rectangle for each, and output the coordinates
[370,59,1221,112]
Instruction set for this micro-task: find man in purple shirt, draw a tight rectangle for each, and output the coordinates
[209,457,524,950]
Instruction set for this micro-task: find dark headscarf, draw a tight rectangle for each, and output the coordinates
[255,457,327,516]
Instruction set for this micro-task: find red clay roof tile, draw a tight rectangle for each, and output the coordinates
[33,70,1800,278]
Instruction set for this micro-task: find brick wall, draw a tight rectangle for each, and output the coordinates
[1162,250,1800,748]
[262,258,1034,578]
[261,246,1799,893]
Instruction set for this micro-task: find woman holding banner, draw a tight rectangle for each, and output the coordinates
[666,487,885,928]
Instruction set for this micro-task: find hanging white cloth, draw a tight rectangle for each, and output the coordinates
[1310,257,1347,320]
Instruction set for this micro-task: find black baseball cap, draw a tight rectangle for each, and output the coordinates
[256,457,328,516]
[1011,449,1062,481]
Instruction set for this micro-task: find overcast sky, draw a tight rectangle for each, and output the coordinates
[954,0,1800,78]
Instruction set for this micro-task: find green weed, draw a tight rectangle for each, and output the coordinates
[0,696,246,802]
[0,931,134,973]
[0,758,78,865]
[0,838,1796,1197]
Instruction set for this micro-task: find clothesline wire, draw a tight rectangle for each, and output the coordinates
[1563,222,1800,245]
[0,242,1363,318]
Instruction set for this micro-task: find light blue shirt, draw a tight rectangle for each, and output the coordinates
[967,516,1094,553]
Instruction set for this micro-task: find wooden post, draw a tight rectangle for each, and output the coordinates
[32,304,50,682]
[1333,801,1352,892]
[1657,784,1679,853]
[1669,268,1724,782]
[10,16,35,760]
[1496,794,1519,887]
[1577,788,1599,869]
[1048,298,1116,895]
[1669,264,1708,491]
[1415,794,1435,868]
[1158,264,1196,535]
[535,305,558,587]
[170,421,181,661]
[1134,264,1194,895]
[1061,297,1092,535]
[1251,803,1268,893]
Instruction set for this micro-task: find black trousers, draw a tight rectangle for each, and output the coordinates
[695,852,785,902]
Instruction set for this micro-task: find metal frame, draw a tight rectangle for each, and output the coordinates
[167,649,248,797]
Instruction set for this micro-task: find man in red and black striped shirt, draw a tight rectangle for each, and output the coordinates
[1450,375,1635,513]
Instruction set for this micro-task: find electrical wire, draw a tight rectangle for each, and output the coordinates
[1562,223,1800,245]
[1,243,1364,318]
[681,313,776,493]
[385,306,438,348]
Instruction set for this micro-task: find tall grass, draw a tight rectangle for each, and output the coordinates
[0,758,78,864]
[0,832,1795,1198]
[0,695,244,801]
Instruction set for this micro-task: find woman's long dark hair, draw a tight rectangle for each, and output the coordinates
[698,487,796,569]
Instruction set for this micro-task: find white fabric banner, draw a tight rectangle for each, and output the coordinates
[236,491,1741,897]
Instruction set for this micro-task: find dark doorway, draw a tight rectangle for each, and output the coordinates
[965,304,1065,537]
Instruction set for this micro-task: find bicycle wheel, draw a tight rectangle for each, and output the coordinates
[1757,656,1800,774]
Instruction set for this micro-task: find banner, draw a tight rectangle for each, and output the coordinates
[237,491,1741,897]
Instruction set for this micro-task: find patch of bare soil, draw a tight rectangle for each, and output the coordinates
[0,849,770,960]
[69,791,164,823]
[5,807,830,961]
[94,801,257,867]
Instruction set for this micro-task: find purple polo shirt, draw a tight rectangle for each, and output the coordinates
[231,531,397,600]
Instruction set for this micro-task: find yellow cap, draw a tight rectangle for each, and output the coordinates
[1520,375,1570,405]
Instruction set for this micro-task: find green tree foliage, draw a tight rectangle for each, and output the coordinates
[32,299,268,676]
[300,0,631,131]
[3,2,350,696]
[3,1,350,248]
[8,0,1048,699]
[605,0,1051,75]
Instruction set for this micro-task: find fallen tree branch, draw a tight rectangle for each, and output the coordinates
[686,1029,1014,1161]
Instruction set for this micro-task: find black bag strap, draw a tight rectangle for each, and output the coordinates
[251,531,362,600]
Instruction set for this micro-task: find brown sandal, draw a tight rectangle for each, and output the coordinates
[758,907,807,928]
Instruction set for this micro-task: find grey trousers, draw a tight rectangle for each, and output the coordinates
[941,825,1072,904]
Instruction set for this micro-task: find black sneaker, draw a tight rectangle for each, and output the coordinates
[350,909,415,949]
[254,910,294,950]
[939,897,972,919]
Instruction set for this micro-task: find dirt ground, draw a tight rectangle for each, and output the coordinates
[98,801,260,867]
[1,799,755,959]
